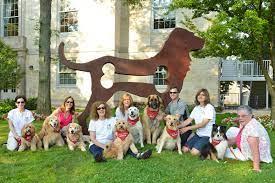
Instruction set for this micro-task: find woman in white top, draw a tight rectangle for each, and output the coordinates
[225,105,272,172]
[7,95,35,151]
[89,101,151,162]
[179,88,216,156]
[115,93,133,121]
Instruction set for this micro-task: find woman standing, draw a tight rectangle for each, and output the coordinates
[115,93,133,121]
[225,105,272,172]
[7,95,35,151]
[179,88,216,156]
[88,101,151,162]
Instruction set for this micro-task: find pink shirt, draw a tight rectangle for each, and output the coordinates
[58,112,73,129]
[236,127,243,150]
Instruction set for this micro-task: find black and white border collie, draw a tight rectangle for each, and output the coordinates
[200,124,228,161]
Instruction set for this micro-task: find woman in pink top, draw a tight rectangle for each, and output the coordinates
[52,96,77,136]
[225,105,272,172]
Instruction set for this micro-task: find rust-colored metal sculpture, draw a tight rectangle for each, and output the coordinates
[58,28,204,134]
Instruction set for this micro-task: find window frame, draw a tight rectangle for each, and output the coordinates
[2,0,20,37]
[59,0,79,33]
[57,58,77,87]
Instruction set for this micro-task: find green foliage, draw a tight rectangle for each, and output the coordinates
[170,0,272,60]
[0,39,22,90]
[25,98,37,110]
[0,100,14,114]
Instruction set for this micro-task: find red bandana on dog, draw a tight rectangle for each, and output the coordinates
[211,139,221,146]
[128,117,139,126]
[166,128,179,139]
[69,136,79,144]
[147,108,159,120]
[24,135,32,142]
[116,131,129,141]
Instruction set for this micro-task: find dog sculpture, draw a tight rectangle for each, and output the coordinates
[58,28,204,134]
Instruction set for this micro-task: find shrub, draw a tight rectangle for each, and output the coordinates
[25,97,37,110]
[256,115,274,132]
[0,99,14,114]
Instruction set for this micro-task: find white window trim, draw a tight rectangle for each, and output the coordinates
[59,0,79,34]
[56,58,77,88]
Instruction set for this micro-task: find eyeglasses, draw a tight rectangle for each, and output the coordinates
[16,101,25,104]
[237,115,249,118]
[97,107,106,110]
[169,92,178,94]
[66,101,74,104]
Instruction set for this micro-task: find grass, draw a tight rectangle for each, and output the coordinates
[0,114,274,183]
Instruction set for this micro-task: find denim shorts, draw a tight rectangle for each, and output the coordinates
[185,133,210,152]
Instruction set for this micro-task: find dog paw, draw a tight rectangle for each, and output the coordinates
[179,151,183,155]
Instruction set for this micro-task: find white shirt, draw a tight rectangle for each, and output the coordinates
[8,108,34,136]
[115,107,128,121]
[88,117,116,145]
[190,104,216,137]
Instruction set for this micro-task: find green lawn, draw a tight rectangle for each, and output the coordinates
[0,115,274,183]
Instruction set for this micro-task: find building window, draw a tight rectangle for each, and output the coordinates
[11,88,16,92]
[3,0,19,36]
[153,0,175,29]
[60,0,78,33]
[3,89,8,92]
[58,59,76,85]
[154,66,167,85]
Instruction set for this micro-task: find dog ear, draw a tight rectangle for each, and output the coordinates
[157,95,164,109]
[147,95,151,106]
[175,114,180,121]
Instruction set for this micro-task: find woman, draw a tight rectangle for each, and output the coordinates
[115,93,133,121]
[88,101,151,162]
[51,96,77,136]
[178,88,216,156]
[225,105,272,172]
[7,95,35,151]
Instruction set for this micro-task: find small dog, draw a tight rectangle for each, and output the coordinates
[156,114,182,154]
[127,106,144,148]
[66,123,86,151]
[18,123,42,151]
[142,94,164,144]
[38,115,65,150]
[200,124,228,161]
[103,120,138,160]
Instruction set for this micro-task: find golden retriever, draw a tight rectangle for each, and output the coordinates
[103,120,138,160]
[66,123,86,151]
[38,115,64,150]
[156,114,182,154]
[142,94,164,144]
[18,123,42,151]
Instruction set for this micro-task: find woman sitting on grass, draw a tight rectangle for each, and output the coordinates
[51,96,78,137]
[88,101,151,162]
[6,95,35,151]
[225,105,272,172]
[178,88,216,156]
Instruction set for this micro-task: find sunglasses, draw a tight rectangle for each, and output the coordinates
[66,101,74,104]
[97,107,106,110]
[169,92,178,94]
[16,101,25,104]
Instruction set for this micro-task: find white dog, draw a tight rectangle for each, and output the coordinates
[127,106,144,148]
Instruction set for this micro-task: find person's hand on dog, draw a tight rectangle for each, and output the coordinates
[179,126,191,134]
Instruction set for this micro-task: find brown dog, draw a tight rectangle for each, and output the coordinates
[38,116,65,150]
[58,28,204,134]
[103,120,138,160]
[156,114,182,154]
[142,94,164,144]
[66,123,86,151]
[18,123,42,151]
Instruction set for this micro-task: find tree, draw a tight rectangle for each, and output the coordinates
[170,0,275,121]
[36,0,52,115]
[0,40,21,92]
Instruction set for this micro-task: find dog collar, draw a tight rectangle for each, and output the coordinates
[128,117,139,126]
[211,139,221,146]
[116,131,129,141]
[147,108,159,120]
[166,128,179,139]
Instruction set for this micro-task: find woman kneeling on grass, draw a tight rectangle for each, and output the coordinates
[225,105,272,172]
[178,88,216,156]
[88,101,152,162]
[7,95,35,151]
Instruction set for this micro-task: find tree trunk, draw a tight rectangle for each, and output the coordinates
[36,0,52,115]
[270,0,275,129]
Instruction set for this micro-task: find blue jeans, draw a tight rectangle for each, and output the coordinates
[185,133,210,152]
